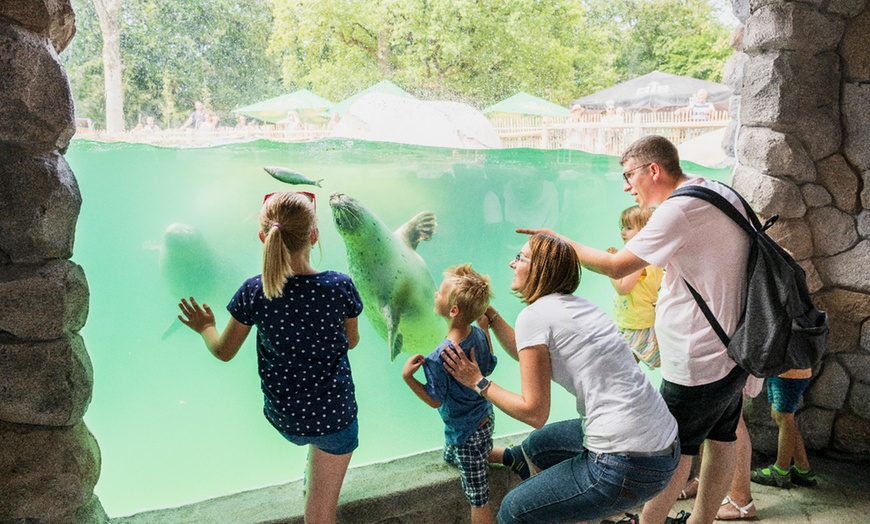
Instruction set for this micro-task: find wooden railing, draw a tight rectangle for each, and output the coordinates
[489,110,730,152]
[74,124,333,146]
[75,110,729,152]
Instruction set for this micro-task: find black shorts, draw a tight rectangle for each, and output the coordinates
[660,365,748,456]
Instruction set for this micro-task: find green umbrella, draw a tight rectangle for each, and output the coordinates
[483,92,569,118]
[331,80,415,116]
[233,89,333,124]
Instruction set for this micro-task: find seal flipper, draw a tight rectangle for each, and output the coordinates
[383,304,404,360]
[161,317,184,340]
[396,211,437,251]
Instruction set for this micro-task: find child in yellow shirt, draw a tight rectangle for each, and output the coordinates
[607,206,663,368]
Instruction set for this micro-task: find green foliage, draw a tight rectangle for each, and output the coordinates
[584,0,733,82]
[268,0,618,106]
[64,0,284,128]
[62,0,735,127]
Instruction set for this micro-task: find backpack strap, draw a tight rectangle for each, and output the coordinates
[667,182,764,349]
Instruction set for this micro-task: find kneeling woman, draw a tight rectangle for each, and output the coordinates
[443,234,679,524]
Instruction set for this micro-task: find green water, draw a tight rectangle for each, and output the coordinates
[66,138,729,516]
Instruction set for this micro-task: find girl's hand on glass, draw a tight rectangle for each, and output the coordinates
[177,297,216,334]
[516,227,555,237]
[441,343,482,389]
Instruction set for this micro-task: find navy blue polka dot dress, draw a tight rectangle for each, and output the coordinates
[227,271,364,437]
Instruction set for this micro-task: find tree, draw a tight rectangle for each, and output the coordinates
[63,0,283,129]
[92,0,124,132]
[268,0,615,106]
[584,0,733,82]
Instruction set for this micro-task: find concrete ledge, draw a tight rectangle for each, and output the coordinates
[113,433,530,524]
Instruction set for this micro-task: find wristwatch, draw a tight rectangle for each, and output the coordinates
[474,377,491,395]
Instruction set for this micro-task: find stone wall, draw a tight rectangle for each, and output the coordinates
[1,0,869,521]
[0,1,107,522]
[724,0,870,455]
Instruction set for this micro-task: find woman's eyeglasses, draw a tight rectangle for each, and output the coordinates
[515,253,531,263]
[263,191,316,210]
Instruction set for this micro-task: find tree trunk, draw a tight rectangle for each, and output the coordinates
[93,0,124,133]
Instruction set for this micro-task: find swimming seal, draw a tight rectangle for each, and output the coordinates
[329,192,443,360]
[145,223,241,339]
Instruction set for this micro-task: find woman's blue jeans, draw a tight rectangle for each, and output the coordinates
[498,419,680,524]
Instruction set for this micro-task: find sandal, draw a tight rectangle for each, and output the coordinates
[677,477,699,500]
[715,496,757,520]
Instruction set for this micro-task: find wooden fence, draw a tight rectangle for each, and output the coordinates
[76,110,729,151]
[489,110,730,152]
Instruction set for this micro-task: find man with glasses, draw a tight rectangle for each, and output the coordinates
[521,135,751,524]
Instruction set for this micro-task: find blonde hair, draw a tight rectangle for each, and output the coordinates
[518,234,580,304]
[619,205,655,231]
[443,263,493,325]
[259,192,317,299]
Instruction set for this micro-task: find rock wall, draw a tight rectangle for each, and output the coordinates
[0,1,107,522]
[725,0,870,456]
[0,0,868,520]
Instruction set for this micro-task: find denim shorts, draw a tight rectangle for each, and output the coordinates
[279,418,358,455]
[767,376,811,414]
[444,417,494,507]
[497,419,679,524]
[659,365,747,456]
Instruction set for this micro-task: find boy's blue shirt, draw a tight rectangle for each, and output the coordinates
[423,325,497,446]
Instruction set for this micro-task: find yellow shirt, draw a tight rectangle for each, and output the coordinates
[613,265,664,329]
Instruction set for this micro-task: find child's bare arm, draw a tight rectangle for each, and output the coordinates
[178,297,250,362]
[610,267,644,296]
[402,355,441,408]
[344,316,360,349]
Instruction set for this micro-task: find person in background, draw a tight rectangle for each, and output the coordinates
[443,234,679,524]
[402,263,501,524]
[687,89,715,121]
[181,100,208,129]
[607,205,663,369]
[177,191,363,524]
[143,116,161,133]
[750,369,817,489]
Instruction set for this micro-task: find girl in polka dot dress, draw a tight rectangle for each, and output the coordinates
[178,191,364,524]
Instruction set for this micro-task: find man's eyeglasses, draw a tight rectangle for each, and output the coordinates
[515,253,531,263]
[622,163,652,185]
[263,191,316,210]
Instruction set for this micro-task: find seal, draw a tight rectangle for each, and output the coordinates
[329,192,443,360]
[264,166,323,187]
[145,223,241,339]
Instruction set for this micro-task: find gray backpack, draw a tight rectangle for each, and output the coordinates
[669,182,828,377]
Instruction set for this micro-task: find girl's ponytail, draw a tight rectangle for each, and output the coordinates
[262,222,294,299]
[260,192,317,299]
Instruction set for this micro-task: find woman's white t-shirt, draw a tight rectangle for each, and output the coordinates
[515,293,678,454]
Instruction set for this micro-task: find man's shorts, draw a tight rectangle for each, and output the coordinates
[767,376,811,414]
[660,365,748,456]
[443,417,494,507]
[280,418,359,455]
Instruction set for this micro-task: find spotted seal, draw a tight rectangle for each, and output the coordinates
[329,192,443,360]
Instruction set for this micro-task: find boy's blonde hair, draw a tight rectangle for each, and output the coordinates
[259,192,317,299]
[443,263,492,326]
[517,234,580,304]
[619,205,655,231]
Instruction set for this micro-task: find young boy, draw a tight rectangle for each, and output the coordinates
[751,368,817,489]
[402,263,501,524]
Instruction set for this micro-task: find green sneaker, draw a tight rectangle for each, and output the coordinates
[790,465,818,487]
[751,463,794,488]
[665,510,691,524]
